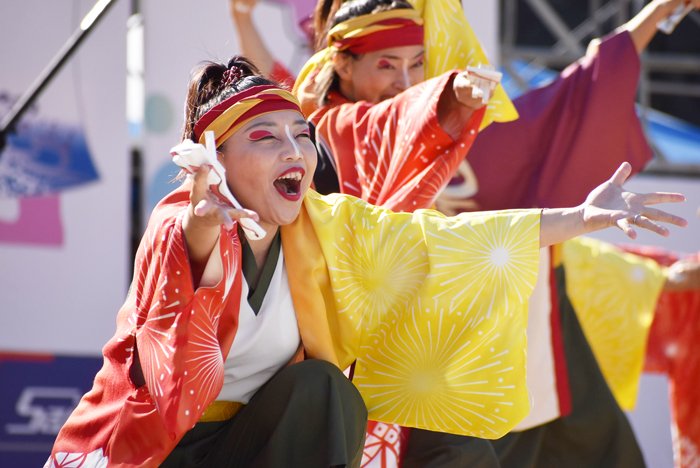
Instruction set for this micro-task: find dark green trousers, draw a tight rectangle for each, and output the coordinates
[403,429,500,468]
[160,359,368,468]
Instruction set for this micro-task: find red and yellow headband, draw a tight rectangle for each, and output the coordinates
[294,9,424,99]
[194,85,303,144]
[328,9,424,54]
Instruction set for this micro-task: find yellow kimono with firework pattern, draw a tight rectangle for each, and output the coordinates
[561,237,666,410]
[282,191,540,437]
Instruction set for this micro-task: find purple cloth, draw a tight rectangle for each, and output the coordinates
[461,30,652,211]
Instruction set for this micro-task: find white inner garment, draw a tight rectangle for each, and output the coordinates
[513,247,561,431]
[216,246,301,404]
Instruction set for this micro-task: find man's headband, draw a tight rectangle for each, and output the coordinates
[194,85,303,145]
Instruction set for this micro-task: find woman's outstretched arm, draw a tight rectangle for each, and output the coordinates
[182,165,259,285]
[624,0,700,53]
[540,162,687,247]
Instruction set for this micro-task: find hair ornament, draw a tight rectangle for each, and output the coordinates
[222,66,244,88]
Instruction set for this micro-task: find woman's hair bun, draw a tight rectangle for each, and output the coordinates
[181,55,276,143]
[222,66,244,89]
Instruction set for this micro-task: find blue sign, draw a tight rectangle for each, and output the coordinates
[0,121,100,198]
[0,352,102,468]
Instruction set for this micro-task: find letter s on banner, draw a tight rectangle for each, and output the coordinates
[6,387,82,435]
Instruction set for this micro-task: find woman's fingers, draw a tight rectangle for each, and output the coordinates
[634,216,671,237]
[193,199,214,217]
[642,206,688,227]
[226,208,260,222]
[642,191,686,205]
[453,72,491,109]
[220,208,259,230]
[221,210,234,231]
[189,167,260,230]
[610,162,632,186]
[615,217,637,239]
[191,165,212,204]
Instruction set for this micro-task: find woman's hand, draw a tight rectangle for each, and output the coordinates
[183,166,259,282]
[540,162,686,248]
[652,0,700,19]
[624,0,700,53]
[580,162,687,239]
[230,0,259,17]
[438,71,497,139]
[186,165,258,231]
[452,71,497,111]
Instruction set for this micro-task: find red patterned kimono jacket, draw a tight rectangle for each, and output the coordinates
[46,188,245,468]
[311,71,486,213]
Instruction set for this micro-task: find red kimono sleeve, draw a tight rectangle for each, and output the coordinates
[49,186,244,467]
[460,30,652,212]
[312,72,485,212]
[617,244,700,468]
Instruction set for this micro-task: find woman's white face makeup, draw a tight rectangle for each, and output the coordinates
[337,45,425,103]
[218,110,317,231]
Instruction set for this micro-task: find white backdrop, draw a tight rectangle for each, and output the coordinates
[0,0,130,355]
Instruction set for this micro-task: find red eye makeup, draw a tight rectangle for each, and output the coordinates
[249,130,277,140]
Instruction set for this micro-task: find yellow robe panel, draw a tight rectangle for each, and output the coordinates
[285,191,540,437]
[562,237,666,410]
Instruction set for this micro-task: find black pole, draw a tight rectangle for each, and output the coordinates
[0,0,119,155]
[130,147,143,268]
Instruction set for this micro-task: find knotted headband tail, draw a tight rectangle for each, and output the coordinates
[410,0,518,130]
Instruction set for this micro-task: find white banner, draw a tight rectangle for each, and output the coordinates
[0,0,130,355]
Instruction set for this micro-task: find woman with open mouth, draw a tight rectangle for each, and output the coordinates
[45,55,686,468]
